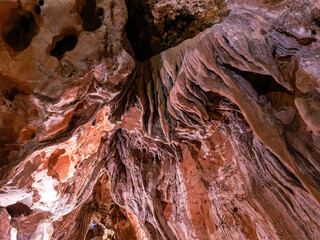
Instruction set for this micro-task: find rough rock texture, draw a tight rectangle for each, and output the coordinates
[124,0,228,60]
[1,0,320,239]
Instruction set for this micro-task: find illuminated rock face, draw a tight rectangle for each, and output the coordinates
[0,0,320,239]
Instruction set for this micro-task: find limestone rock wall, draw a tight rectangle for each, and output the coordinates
[0,0,320,239]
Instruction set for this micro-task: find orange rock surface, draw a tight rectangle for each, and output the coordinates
[0,0,320,239]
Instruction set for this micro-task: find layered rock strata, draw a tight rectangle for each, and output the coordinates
[0,0,320,239]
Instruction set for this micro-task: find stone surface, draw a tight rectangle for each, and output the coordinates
[0,0,320,239]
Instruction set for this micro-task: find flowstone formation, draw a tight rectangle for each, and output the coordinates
[0,0,320,239]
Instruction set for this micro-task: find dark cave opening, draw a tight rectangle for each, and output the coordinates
[80,0,104,32]
[50,35,78,60]
[124,0,161,61]
[2,87,19,101]
[226,65,291,95]
[2,12,38,51]
[85,221,105,240]
[124,0,199,61]
[6,202,32,218]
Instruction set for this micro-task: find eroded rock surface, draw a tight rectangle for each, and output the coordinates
[1,0,320,239]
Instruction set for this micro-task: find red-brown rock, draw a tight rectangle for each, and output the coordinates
[0,0,320,239]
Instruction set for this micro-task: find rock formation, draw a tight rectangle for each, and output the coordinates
[0,0,320,239]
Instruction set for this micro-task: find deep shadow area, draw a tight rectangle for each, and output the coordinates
[2,87,19,101]
[6,202,32,218]
[226,65,292,95]
[2,11,38,51]
[124,0,202,61]
[124,0,162,61]
[85,222,105,240]
[50,35,78,60]
[80,0,104,32]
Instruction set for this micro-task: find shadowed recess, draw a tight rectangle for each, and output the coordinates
[80,0,104,32]
[124,0,161,61]
[6,202,32,218]
[124,0,215,61]
[2,11,38,51]
[50,35,78,60]
[2,87,19,101]
[85,222,104,240]
[226,65,291,95]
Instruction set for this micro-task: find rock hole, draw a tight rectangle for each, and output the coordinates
[226,65,292,95]
[2,11,38,51]
[2,87,19,101]
[50,35,78,60]
[6,202,32,218]
[39,0,44,6]
[80,0,104,32]
[19,16,30,32]
[85,221,104,240]
[124,0,162,61]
